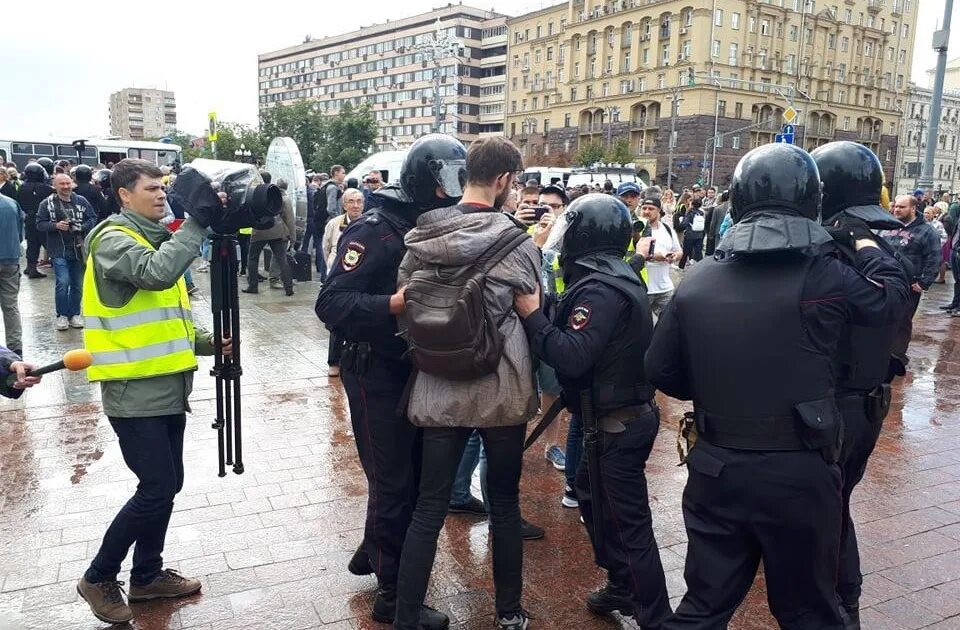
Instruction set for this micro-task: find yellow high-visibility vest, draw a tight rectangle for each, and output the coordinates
[82,225,197,382]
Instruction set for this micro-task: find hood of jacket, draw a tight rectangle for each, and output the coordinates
[404,205,522,266]
[86,208,173,252]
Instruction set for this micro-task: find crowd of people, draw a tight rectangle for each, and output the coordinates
[0,133,955,630]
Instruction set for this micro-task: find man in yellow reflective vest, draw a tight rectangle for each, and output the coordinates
[76,158,231,626]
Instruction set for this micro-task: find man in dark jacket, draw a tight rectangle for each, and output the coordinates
[73,165,106,219]
[36,173,98,330]
[882,195,943,365]
[16,163,54,278]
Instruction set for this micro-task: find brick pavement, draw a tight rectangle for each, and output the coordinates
[0,266,958,630]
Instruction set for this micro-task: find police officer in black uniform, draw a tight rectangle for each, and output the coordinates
[16,163,54,279]
[515,194,672,629]
[93,169,121,221]
[811,141,910,630]
[645,143,909,630]
[314,134,465,630]
[72,165,106,218]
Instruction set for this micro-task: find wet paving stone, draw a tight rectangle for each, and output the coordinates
[1,270,958,628]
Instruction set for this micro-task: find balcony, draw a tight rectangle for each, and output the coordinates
[579,123,604,133]
[530,79,558,93]
[859,129,882,142]
[630,116,659,130]
[659,27,671,39]
[807,125,834,139]
[867,0,883,14]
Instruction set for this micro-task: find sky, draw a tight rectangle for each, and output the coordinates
[1,0,956,140]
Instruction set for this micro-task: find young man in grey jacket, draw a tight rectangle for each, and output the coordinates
[76,159,231,625]
[392,137,539,630]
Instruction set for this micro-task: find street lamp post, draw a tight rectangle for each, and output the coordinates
[913,115,927,190]
[234,144,253,164]
[666,88,683,191]
[414,19,462,135]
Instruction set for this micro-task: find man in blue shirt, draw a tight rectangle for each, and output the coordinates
[0,190,24,354]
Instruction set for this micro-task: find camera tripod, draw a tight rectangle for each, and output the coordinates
[208,233,244,476]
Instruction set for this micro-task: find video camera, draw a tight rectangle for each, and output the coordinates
[168,159,282,235]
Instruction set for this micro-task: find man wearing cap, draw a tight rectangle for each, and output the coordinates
[638,196,681,320]
[617,182,642,221]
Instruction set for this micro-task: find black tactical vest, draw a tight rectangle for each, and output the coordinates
[675,253,839,451]
[554,273,655,414]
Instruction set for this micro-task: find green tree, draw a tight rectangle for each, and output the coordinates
[314,102,378,173]
[210,122,266,164]
[147,129,206,163]
[258,100,377,173]
[572,142,605,167]
[605,139,635,166]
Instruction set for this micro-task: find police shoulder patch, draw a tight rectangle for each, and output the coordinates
[570,304,591,330]
[341,241,366,271]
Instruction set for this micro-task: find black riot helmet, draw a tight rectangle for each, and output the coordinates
[729,143,821,223]
[546,193,632,260]
[94,169,112,188]
[399,134,466,210]
[73,164,93,183]
[810,141,883,224]
[36,157,55,176]
[23,163,47,182]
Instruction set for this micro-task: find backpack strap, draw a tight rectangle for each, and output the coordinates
[476,227,530,274]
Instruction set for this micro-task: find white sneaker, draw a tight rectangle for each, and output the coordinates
[69,315,85,329]
[55,315,69,331]
[196,262,210,273]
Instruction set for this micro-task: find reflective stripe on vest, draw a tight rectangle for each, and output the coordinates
[82,224,197,382]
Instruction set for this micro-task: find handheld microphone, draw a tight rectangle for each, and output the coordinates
[6,349,93,386]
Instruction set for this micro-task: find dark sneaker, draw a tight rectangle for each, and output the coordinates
[521,518,545,540]
[587,581,635,617]
[545,445,566,470]
[127,569,201,602]
[371,586,450,629]
[241,287,258,294]
[77,577,133,624]
[347,545,373,576]
[448,495,487,516]
[496,610,530,629]
[24,267,46,279]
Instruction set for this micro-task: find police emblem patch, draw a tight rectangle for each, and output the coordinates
[341,242,366,271]
[570,305,591,330]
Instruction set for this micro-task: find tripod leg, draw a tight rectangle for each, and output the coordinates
[228,236,245,474]
[209,236,227,478]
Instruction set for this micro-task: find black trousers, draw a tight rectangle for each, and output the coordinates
[237,232,250,273]
[664,441,844,630]
[576,408,672,628]
[837,394,885,610]
[24,221,42,268]
[950,250,960,307]
[679,236,704,269]
[892,289,923,362]
[394,424,526,629]
[246,239,292,291]
[340,357,418,589]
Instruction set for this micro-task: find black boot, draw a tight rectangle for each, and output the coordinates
[586,580,635,617]
[347,545,372,576]
[24,266,45,279]
[841,604,861,630]
[371,586,449,629]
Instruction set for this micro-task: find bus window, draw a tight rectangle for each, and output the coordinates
[12,143,32,155]
[32,144,54,156]
[157,151,179,166]
[0,149,6,164]
[140,150,157,164]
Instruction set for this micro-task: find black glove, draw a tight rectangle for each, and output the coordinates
[827,216,875,248]
[168,167,223,230]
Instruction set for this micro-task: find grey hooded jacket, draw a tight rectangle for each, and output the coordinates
[398,206,541,428]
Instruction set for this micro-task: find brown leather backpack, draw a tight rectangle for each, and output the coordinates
[402,227,530,381]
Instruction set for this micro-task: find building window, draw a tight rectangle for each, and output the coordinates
[606,55,613,73]
[544,119,550,134]
[718,99,727,117]
[715,9,723,26]
[602,83,610,97]
[732,136,741,149]
[574,62,580,78]
[642,48,650,65]
[712,40,720,57]
[749,16,756,33]
[564,113,571,127]
[658,74,666,89]
[548,22,554,36]
[761,19,770,36]
[571,87,578,100]
[536,25,542,39]
[789,25,798,41]
[843,116,850,130]
[623,52,632,72]
[731,13,740,29]
[729,43,739,65]
[735,102,743,118]
[662,45,670,65]
[547,46,554,61]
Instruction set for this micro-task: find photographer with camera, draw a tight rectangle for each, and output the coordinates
[36,173,97,331]
[75,158,237,626]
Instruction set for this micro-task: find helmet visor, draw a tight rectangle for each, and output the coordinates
[543,209,575,255]
[430,159,466,199]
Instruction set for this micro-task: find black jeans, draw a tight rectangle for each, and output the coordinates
[892,289,923,362]
[577,408,672,628]
[247,239,292,291]
[679,235,704,269]
[394,424,526,629]
[237,232,251,273]
[85,415,186,587]
[341,356,418,589]
[664,442,843,630]
[837,394,885,610]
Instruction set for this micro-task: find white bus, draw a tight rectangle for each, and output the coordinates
[0,136,182,170]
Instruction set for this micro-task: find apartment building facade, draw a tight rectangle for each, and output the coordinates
[258,5,506,153]
[506,0,919,189]
[895,86,960,196]
[109,88,177,140]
